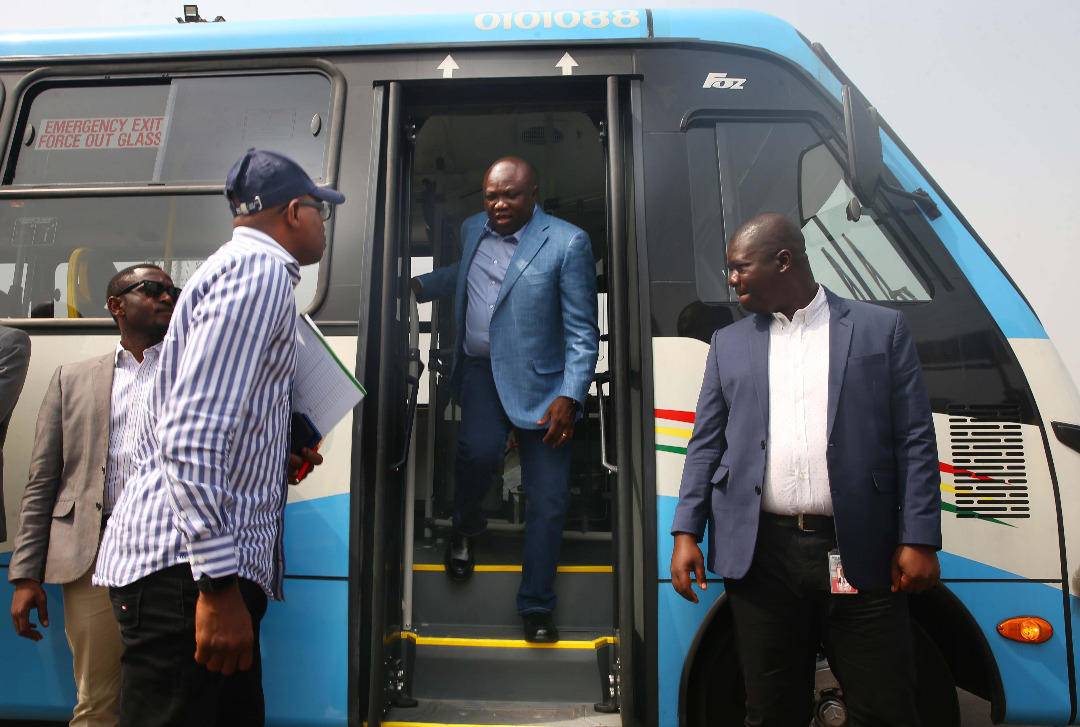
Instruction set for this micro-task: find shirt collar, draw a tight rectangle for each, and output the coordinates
[772,284,828,328]
[115,339,164,366]
[231,226,303,286]
[483,211,534,244]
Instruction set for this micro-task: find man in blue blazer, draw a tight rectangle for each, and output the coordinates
[413,157,599,642]
[670,212,940,726]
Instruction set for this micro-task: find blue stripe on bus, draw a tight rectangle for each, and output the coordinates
[262,577,349,726]
[657,578,722,727]
[0,11,649,58]
[0,579,72,720]
[283,492,349,579]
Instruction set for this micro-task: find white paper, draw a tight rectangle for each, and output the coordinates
[292,314,366,439]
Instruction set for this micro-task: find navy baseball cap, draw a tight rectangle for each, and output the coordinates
[225,148,345,217]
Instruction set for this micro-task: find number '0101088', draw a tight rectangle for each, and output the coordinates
[474,10,641,31]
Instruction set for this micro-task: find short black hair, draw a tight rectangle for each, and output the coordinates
[107,263,165,301]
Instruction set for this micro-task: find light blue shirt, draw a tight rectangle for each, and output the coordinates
[94,226,300,599]
[462,215,532,358]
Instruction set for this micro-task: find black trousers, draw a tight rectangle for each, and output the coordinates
[723,514,920,727]
[109,564,269,727]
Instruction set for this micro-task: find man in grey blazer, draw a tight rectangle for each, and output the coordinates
[0,324,31,543]
[8,264,176,727]
[670,213,940,727]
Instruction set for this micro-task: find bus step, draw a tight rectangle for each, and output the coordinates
[411,566,613,630]
[404,626,614,704]
[383,698,622,727]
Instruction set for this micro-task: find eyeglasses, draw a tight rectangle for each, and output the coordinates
[280,199,333,221]
[114,279,182,300]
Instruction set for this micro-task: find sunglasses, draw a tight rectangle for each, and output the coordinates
[115,279,182,300]
[280,199,333,221]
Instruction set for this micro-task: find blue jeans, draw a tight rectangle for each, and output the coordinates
[454,356,573,614]
[109,564,268,727]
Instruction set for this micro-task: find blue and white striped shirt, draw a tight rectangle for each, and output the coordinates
[94,227,300,599]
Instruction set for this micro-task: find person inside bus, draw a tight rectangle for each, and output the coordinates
[8,264,175,727]
[411,156,599,643]
[92,149,332,727]
[670,212,941,726]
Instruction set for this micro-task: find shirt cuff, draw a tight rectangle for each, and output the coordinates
[186,534,238,580]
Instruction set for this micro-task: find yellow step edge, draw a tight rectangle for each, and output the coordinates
[398,632,616,650]
[413,564,612,573]
[380,723,537,727]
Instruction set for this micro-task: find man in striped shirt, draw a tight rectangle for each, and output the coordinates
[94,149,340,727]
[9,264,176,727]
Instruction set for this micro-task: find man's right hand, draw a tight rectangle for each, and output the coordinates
[194,584,253,675]
[10,579,49,641]
[671,533,708,603]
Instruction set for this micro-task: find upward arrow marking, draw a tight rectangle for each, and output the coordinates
[438,55,459,78]
[556,52,579,76]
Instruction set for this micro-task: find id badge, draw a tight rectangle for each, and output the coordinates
[829,549,858,594]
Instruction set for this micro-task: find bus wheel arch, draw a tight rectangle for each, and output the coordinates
[677,584,1000,727]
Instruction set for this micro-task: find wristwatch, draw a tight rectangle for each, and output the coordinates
[196,573,238,594]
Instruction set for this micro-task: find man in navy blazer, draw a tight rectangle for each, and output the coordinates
[413,157,599,642]
[671,212,940,726]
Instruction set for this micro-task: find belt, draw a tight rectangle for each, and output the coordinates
[760,511,834,532]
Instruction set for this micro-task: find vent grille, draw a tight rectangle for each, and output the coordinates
[520,126,564,145]
[948,405,1028,519]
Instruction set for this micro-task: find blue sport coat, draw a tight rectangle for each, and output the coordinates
[670,288,941,591]
[416,207,599,429]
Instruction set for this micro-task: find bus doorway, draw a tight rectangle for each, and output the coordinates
[364,77,623,726]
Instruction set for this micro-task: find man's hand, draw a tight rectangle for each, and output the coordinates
[287,446,323,484]
[538,396,578,447]
[890,544,940,594]
[671,533,708,603]
[10,579,49,641]
[194,584,253,675]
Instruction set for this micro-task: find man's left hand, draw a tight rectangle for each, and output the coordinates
[538,396,578,447]
[287,447,323,484]
[890,544,940,594]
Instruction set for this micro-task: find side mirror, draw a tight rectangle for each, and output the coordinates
[842,84,883,205]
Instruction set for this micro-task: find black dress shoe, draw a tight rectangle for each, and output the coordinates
[444,533,475,581]
[523,612,559,643]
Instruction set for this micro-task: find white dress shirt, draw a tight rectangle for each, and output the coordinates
[761,285,833,516]
[102,341,162,514]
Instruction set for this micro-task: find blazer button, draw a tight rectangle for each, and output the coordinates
[95,502,102,511]
[760,440,766,450]
[101,465,106,474]
[754,485,761,495]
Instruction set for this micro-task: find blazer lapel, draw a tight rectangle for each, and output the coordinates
[826,290,853,440]
[456,219,487,327]
[494,208,549,311]
[750,314,771,433]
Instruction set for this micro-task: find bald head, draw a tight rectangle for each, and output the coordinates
[726,212,818,318]
[483,156,538,236]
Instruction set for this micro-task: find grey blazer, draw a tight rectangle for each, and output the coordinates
[8,353,113,584]
[0,326,30,543]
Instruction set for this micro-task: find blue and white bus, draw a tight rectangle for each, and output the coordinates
[1,8,1078,727]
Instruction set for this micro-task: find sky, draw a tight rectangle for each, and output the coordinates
[5,0,1080,386]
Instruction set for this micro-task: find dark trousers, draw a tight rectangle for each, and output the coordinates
[109,564,269,727]
[723,514,920,727]
[454,356,573,614]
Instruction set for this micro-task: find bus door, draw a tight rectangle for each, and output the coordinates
[364,74,637,726]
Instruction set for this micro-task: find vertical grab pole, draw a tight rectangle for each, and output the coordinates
[607,75,636,721]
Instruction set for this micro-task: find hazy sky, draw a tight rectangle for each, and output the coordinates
[6,0,1080,384]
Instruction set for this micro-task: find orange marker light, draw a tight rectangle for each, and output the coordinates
[997,617,1053,644]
